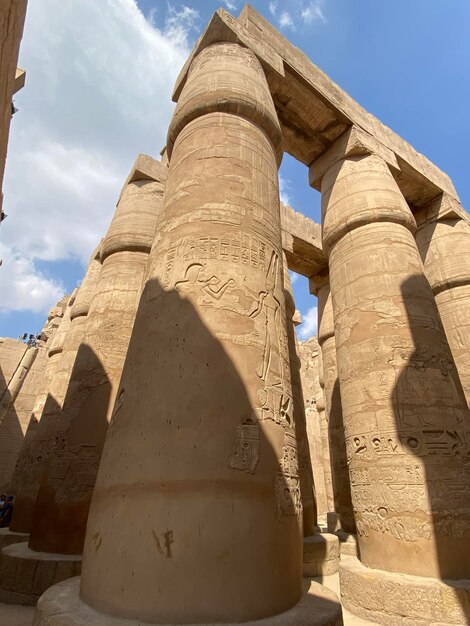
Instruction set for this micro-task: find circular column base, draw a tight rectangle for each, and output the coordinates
[34,576,343,626]
[340,555,470,625]
[303,533,340,577]
[0,542,81,605]
[335,531,359,558]
[0,527,29,549]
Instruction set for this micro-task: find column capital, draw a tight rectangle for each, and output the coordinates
[415,192,470,230]
[309,268,329,296]
[309,125,399,190]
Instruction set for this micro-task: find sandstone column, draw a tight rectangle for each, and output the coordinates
[415,194,470,408]
[313,274,355,534]
[80,43,303,624]
[316,348,334,514]
[298,337,329,524]
[9,244,101,535]
[310,127,470,580]
[28,155,167,557]
[283,254,317,536]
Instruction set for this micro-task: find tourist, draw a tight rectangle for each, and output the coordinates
[0,496,14,527]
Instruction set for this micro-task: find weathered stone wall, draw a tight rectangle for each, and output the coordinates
[0,0,27,213]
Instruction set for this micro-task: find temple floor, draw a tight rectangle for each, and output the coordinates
[0,573,379,626]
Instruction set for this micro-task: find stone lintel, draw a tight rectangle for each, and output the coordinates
[13,68,26,94]
[415,193,470,229]
[172,9,284,103]
[238,5,459,206]
[117,154,168,203]
[308,126,400,190]
[280,203,326,278]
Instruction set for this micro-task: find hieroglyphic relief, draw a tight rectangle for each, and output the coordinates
[275,431,302,520]
[229,418,260,474]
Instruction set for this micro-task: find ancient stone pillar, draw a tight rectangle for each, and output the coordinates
[80,42,303,624]
[313,274,354,533]
[28,155,167,557]
[298,337,329,524]
[415,194,470,408]
[283,254,317,536]
[9,244,101,535]
[310,127,470,580]
[0,346,38,425]
[316,348,334,514]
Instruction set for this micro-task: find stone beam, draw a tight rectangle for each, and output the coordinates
[280,203,326,277]
[174,5,459,209]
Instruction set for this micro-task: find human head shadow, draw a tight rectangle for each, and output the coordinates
[397,273,470,616]
[79,278,343,623]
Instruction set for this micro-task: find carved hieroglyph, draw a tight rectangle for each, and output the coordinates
[28,161,167,556]
[80,43,302,623]
[9,244,102,535]
[297,336,329,524]
[283,253,317,535]
[416,204,470,409]
[319,146,470,579]
[316,278,355,533]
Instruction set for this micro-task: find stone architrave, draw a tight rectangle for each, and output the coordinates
[283,253,317,536]
[311,128,470,580]
[28,156,168,557]
[297,337,329,525]
[313,274,355,533]
[415,195,470,409]
[9,244,102,535]
[78,42,304,624]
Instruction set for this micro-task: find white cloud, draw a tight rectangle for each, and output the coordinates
[1,0,198,313]
[269,1,277,16]
[279,174,291,205]
[297,305,318,339]
[301,1,326,24]
[279,11,295,30]
[0,244,64,314]
[289,270,299,285]
[221,0,238,11]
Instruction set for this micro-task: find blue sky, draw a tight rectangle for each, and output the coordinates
[1,0,469,341]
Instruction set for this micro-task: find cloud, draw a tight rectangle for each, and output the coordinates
[279,174,291,205]
[297,305,318,339]
[0,244,64,313]
[288,270,298,285]
[275,0,326,30]
[221,0,238,10]
[301,1,326,24]
[1,0,198,314]
[279,11,295,30]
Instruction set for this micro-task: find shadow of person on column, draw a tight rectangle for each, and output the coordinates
[397,273,470,619]
[79,278,343,623]
[28,343,110,556]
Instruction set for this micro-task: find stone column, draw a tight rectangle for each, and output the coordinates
[313,274,355,534]
[298,337,329,524]
[283,254,317,536]
[9,244,102,535]
[316,348,334,514]
[0,346,37,425]
[79,42,304,624]
[310,127,470,581]
[28,155,168,557]
[415,194,470,408]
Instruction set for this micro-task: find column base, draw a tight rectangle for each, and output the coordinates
[0,527,29,549]
[303,533,340,577]
[340,555,470,625]
[0,542,81,605]
[34,576,343,626]
[335,531,359,558]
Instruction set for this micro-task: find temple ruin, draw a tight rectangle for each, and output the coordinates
[0,4,470,625]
